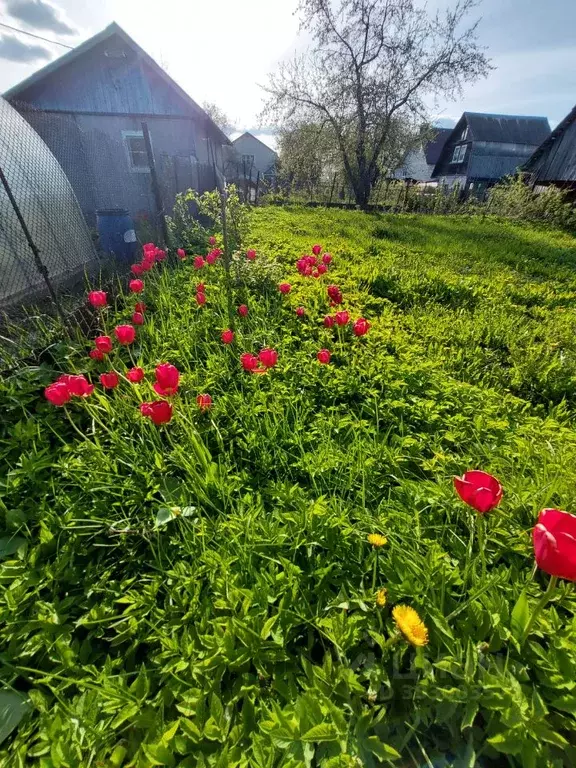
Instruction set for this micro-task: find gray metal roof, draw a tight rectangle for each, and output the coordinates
[424,129,452,165]
[523,105,576,182]
[4,22,230,146]
[465,112,550,145]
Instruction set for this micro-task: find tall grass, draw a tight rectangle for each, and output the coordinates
[1,209,576,766]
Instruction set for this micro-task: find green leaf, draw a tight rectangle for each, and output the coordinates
[155,507,177,527]
[0,689,29,744]
[0,536,26,560]
[366,736,401,760]
[510,590,530,640]
[461,700,479,730]
[488,730,523,755]
[260,614,279,640]
[141,742,176,766]
[300,723,339,743]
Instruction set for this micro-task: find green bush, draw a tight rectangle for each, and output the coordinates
[488,173,576,230]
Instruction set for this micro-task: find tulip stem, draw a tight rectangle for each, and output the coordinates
[476,514,486,580]
[521,574,558,646]
[372,552,378,593]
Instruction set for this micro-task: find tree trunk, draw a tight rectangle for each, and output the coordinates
[354,172,373,210]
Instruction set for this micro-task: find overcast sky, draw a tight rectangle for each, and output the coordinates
[0,0,574,149]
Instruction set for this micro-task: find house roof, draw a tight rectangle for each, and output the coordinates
[232,131,278,157]
[424,128,452,165]
[4,22,230,145]
[464,112,551,145]
[523,104,576,182]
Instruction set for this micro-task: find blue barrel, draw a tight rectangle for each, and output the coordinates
[96,208,137,263]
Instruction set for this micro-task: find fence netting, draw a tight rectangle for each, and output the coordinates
[0,96,99,311]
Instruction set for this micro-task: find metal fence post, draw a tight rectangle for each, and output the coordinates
[141,121,169,249]
[0,164,65,323]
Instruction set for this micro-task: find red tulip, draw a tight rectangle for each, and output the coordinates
[279,283,291,294]
[296,258,307,274]
[132,311,144,325]
[88,290,107,308]
[353,317,370,336]
[208,236,217,246]
[140,400,173,425]
[312,244,322,256]
[533,509,576,581]
[206,251,218,265]
[131,263,143,276]
[156,249,167,261]
[324,315,335,328]
[44,381,71,406]
[246,249,256,260]
[304,265,313,277]
[238,304,248,317]
[141,260,154,273]
[322,253,332,265]
[58,374,94,397]
[317,263,327,275]
[129,279,144,293]
[327,285,342,302]
[95,335,113,354]
[154,363,179,397]
[100,371,119,389]
[296,307,305,317]
[335,311,349,326]
[197,393,212,411]
[196,292,206,306]
[221,329,234,344]
[89,348,104,361]
[241,353,259,371]
[317,349,331,364]
[453,470,503,515]
[135,302,146,313]
[308,255,318,266]
[143,242,156,255]
[194,256,205,270]
[177,248,186,260]
[312,270,320,279]
[126,366,145,383]
[259,348,278,368]
[114,325,136,345]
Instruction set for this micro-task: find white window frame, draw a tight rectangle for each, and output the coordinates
[450,144,466,164]
[122,130,150,173]
[461,125,469,141]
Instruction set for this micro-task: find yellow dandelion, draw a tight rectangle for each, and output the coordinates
[367,533,387,547]
[376,588,387,608]
[392,605,429,647]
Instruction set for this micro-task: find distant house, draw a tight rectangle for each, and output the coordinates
[523,104,576,190]
[432,112,551,194]
[227,132,278,199]
[4,22,230,225]
[394,128,451,183]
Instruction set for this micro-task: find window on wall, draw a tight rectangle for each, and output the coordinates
[123,131,150,172]
[450,144,467,164]
[242,154,255,166]
[461,125,469,141]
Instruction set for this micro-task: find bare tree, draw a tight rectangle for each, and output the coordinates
[202,101,234,136]
[262,0,491,208]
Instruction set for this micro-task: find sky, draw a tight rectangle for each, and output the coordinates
[0,0,574,150]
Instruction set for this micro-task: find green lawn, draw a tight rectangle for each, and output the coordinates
[2,208,576,766]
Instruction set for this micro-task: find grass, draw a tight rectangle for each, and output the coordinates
[2,207,576,766]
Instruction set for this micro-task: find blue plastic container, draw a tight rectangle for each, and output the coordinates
[96,208,137,263]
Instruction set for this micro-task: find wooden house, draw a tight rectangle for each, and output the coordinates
[523,105,576,190]
[432,112,551,194]
[4,22,230,225]
[393,128,451,184]
[226,132,278,200]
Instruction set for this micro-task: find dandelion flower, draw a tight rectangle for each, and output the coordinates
[392,605,429,647]
[368,533,387,547]
[376,588,387,608]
